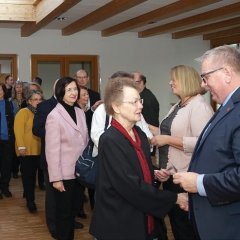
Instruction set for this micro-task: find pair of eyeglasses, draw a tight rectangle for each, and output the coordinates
[200,67,223,83]
[121,98,144,105]
[30,98,42,101]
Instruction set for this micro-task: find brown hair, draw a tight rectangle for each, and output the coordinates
[104,75,137,115]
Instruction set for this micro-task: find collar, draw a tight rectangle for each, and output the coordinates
[222,87,239,106]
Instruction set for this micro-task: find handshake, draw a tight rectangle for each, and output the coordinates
[154,169,200,212]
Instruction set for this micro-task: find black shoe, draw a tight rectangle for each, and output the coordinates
[0,192,3,200]
[27,202,37,213]
[77,210,87,219]
[50,232,57,239]
[2,189,12,198]
[74,221,84,229]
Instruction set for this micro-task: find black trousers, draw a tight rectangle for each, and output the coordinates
[88,187,95,210]
[20,155,40,203]
[54,179,76,240]
[75,182,85,214]
[37,167,44,187]
[44,170,56,236]
[0,140,13,192]
[163,177,198,240]
[12,151,20,176]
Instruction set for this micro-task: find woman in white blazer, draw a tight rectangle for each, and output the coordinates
[45,76,88,240]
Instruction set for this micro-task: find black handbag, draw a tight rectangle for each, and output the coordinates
[75,140,97,189]
[75,114,109,188]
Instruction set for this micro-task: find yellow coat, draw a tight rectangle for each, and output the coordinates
[14,108,41,156]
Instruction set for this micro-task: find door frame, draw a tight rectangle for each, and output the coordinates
[31,54,99,91]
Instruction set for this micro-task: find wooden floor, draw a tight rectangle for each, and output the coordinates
[0,177,93,240]
[0,177,174,240]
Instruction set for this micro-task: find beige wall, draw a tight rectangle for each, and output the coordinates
[0,29,210,119]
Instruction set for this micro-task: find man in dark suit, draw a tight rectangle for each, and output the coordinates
[75,69,102,111]
[133,72,159,157]
[173,45,240,240]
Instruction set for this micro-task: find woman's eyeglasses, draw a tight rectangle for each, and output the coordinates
[121,98,144,105]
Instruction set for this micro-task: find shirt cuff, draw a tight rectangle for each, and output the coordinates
[197,174,207,196]
[18,146,26,150]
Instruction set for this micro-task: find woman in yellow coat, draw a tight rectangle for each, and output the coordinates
[14,90,43,213]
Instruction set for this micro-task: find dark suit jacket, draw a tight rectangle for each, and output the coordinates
[140,87,159,127]
[90,126,177,240]
[85,89,100,135]
[188,87,240,240]
[32,96,57,170]
[88,88,100,107]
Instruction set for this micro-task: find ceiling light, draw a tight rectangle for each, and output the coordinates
[148,21,156,24]
[56,17,67,21]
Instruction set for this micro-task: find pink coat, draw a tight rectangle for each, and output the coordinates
[45,103,88,182]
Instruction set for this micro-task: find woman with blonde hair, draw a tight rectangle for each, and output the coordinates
[150,65,213,239]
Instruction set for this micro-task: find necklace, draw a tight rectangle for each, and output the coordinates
[178,96,192,108]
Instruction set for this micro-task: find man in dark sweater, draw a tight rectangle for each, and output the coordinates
[133,72,159,128]
[4,75,14,99]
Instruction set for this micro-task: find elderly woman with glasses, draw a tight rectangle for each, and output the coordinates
[14,90,43,213]
[150,65,213,240]
[90,74,187,240]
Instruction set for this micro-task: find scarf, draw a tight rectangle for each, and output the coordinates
[111,118,154,234]
[27,104,37,114]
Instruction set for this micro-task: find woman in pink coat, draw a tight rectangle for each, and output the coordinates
[45,76,88,240]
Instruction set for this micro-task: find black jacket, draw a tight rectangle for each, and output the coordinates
[32,96,57,170]
[90,126,176,240]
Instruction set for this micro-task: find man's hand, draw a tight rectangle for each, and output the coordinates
[173,172,199,193]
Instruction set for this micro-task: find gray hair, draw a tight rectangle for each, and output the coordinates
[197,45,240,73]
[26,90,43,101]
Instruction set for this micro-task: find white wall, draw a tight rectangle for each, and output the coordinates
[0,28,210,119]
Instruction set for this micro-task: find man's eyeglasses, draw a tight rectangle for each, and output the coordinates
[76,76,88,79]
[200,67,223,83]
[121,99,144,105]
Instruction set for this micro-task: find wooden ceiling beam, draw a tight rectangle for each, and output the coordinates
[101,0,221,37]
[0,3,35,21]
[172,17,240,39]
[138,2,240,38]
[203,26,240,40]
[210,33,240,47]
[62,0,147,36]
[21,0,80,37]
[0,1,36,4]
